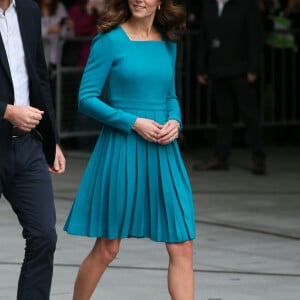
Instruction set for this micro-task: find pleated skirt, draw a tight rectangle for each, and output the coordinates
[64,108,196,243]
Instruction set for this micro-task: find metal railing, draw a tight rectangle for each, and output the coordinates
[51,30,300,139]
[53,36,101,139]
[178,29,300,130]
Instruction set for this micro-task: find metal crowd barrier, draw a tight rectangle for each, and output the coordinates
[51,30,300,139]
[179,29,300,130]
[53,36,101,139]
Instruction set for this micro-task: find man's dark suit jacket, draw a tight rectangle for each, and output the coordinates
[0,0,58,169]
[197,0,263,77]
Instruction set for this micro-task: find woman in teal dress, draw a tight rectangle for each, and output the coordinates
[64,0,196,298]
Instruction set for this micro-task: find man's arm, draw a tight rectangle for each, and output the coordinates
[0,102,8,121]
[35,6,60,142]
[3,104,44,131]
[33,3,65,172]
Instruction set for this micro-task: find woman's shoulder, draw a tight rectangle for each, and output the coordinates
[165,39,177,52]
[160,30,177,49]
[92,26,125,46]
[105,25,125,41]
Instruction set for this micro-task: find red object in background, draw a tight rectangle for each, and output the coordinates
[68,3,99,67]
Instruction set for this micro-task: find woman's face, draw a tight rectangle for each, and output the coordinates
[127,0,161,20]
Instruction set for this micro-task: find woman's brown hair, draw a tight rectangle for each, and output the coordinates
[97,0,186,41]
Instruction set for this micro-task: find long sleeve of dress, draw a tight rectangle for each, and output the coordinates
[78,34,137,133]
[166,42,182,129]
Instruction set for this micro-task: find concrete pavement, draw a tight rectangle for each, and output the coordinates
[1,146,300,300]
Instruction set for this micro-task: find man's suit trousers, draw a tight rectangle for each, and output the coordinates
[0,133,57,300]
[212,76,265,160]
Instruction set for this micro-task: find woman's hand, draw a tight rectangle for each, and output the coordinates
[157,120,180,145]
[132,118,163,143]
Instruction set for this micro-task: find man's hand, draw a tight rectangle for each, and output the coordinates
[157,120,180,145]
[48,144,66,174]
[4,104,44,131]
[247,73,257,83]
[197,74,208,85]
[132,118,163,143]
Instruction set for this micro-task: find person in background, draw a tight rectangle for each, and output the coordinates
[68,0,106,67]
[193,0,267,175]
[0,0,66,299]
[186,0,200,29]
[61,0,73,9]
[283,0,300,41]
[36,0,74,68]
[67,0,106,150]
[36,0,74,111]
[64,0,196,299]
[265,0,300,127]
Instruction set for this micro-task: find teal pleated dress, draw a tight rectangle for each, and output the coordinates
[64,25,196,243]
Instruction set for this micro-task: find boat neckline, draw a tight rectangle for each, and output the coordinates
[118,25,165,43]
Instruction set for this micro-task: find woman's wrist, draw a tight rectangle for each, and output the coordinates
[132,117,140,131]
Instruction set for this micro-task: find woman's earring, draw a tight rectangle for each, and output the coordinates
[158,4,161,10]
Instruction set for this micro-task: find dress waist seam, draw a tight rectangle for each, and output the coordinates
[109,99,166,111]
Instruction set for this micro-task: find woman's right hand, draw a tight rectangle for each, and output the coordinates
[132,118,163,143]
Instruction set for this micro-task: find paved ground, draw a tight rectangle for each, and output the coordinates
[1,146,300,300]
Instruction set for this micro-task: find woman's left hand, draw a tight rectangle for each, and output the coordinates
[157,120,180,145]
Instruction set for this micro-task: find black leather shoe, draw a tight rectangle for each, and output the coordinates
[252,159,266,175]
[193,158,229,171]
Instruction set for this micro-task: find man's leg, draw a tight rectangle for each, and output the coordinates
[233,77,266,174]
[193,78,233,171]
[213,77,234,161]
[3,134,57,300]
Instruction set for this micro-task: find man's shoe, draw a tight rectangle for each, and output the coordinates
[252,159,266,175]
[193,158,229,171]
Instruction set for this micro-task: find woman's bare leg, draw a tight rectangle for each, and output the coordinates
[166,240,194,300]
[73,238,121,300]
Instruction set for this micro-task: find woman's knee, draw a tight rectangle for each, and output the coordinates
[93,238,120,264]
[166,240,193,260]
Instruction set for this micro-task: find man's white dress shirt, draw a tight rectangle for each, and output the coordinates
[0,0,29,106]
[217,0,230,16]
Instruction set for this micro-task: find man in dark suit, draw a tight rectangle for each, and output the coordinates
[186,0,201,29]
[194,0,266,175]
[0,0,66,298]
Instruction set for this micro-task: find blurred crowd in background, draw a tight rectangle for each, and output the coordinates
[36,0,107,68]
[37,0,300,66]
[187,0,300,35]
[35,0,300,150]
